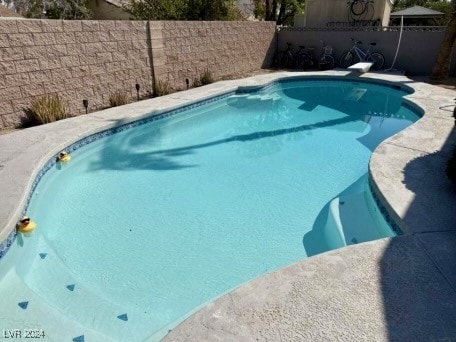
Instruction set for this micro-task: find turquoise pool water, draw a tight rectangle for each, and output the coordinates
[0,79,419,340]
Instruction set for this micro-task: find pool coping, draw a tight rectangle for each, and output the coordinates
[0,71,455,338]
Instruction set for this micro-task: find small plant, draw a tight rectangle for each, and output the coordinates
[109,91,129,107]
[153,79,171,97]
[192,77,202,87]
[200,69,214,85]
[446,144,456,184]
[29,94,68,124]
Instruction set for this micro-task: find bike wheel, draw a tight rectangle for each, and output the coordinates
[339,51,355,69]
[281,52,294,69]
[369,52,385,70]
[319,55,335,70]
[295,53,311,70]
[272,51,284,69]
[350,1,366,16]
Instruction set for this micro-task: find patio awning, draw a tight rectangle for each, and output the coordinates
[390,5,444,18]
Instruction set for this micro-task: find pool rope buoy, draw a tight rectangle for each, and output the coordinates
[57,151,71,163]
[17,216,36,233]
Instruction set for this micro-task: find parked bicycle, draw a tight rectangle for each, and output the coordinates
[318,41,335,70]
[339,38,385,70]
[274,42,295,69]
[295,45,315,70]
[273,42,316,70]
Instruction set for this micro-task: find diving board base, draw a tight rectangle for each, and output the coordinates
[348,62,374,73]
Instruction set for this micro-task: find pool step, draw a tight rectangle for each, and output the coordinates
[227,93,281,108]
[15,236,153,341]
[245,93,281,102]
[325,190,394,248]
[0,268,112,341]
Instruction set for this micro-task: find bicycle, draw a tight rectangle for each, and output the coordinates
[274,42,296,69]
[318,41,335,70]
[295,45,315,70]
[339,38,385,70]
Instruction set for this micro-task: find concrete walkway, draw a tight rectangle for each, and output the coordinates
[1,71,455,340]
[165,235,456,341]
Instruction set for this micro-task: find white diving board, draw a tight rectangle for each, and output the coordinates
[347,62,374,73]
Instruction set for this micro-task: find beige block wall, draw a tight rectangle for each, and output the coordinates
[0,20,276,129]
[0,19,152,129]
[153,21,276,90]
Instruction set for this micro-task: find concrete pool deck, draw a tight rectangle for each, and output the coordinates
[0,71,455,340]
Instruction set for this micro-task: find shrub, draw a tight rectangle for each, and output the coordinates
[153,80,171,97]
[200,69,214,85]
[109,91,129,107]
[29,94,68,124]
[192,77,202,87]
[446,144,456,184]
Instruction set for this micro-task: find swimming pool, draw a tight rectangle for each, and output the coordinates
[0,78,419,341]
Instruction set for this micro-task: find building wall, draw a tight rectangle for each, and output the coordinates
[237,0,256,20]
[0,20,276,129]
[304,0,391,27]
[279,26,454,76]
[86,0,134,20]
[382,1,392,27]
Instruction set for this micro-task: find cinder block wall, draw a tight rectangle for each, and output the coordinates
[0,20,277,129]
[151,21,277,90]
[0,19,152,129]
[278,27,455,76]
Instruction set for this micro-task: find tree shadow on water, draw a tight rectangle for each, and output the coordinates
[88,119,198,172]
[87,115,365,172]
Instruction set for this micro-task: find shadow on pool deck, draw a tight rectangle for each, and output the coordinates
[378,235,456,341]
[380,124,456,340]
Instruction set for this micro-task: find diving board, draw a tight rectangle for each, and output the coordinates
[348,62,374,73]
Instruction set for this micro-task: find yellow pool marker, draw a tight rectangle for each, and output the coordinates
[17,216,36,233]
[57,151,71,163]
